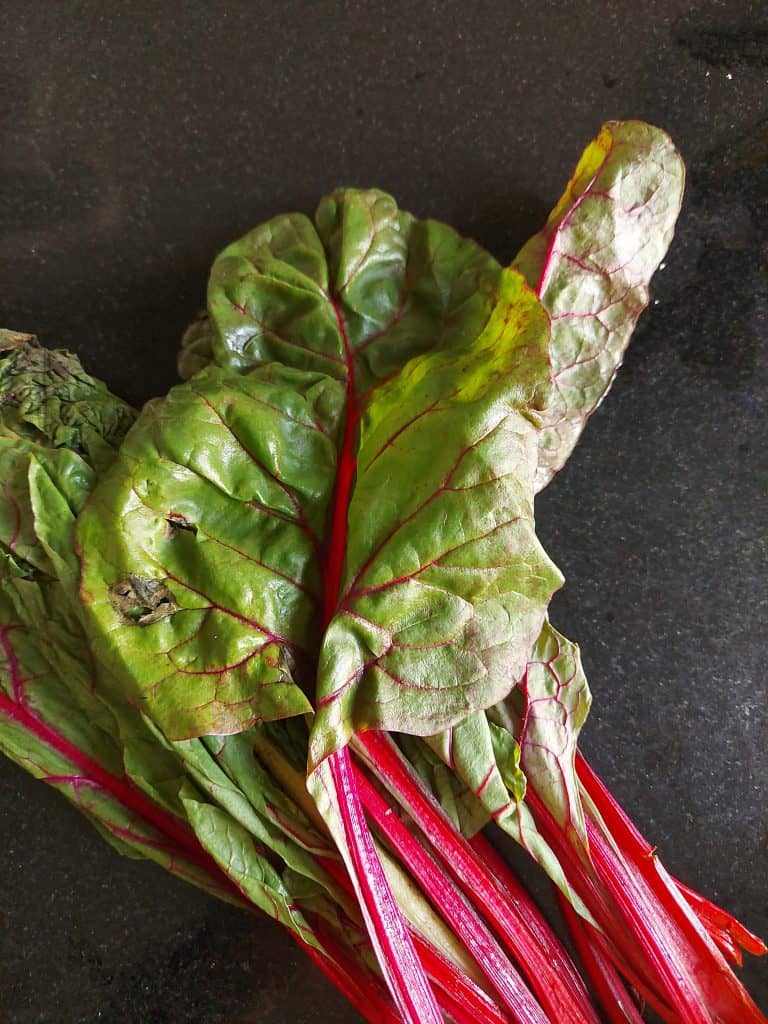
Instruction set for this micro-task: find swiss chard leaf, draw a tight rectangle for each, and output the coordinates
[166,729,339,896]
[310,271,560,765]
[513,121,685,489]
[0,343,338,926]
[0,331,134,581]
[398,732,491,838]
[79,195,561,755]
[420,620,594,912]
[424,705,590,917]
[77,195,564,1023]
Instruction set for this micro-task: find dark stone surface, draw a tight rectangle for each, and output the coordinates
[1,1,766,1021]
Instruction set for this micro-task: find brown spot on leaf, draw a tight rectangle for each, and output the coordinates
[109,575,179,625]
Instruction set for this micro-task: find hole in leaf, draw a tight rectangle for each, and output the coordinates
[109,575,179,626]
[165,513,198,537]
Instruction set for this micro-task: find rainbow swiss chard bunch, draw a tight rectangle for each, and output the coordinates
[1,121,765,1024]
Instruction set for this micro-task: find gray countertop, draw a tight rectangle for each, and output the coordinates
[1,2,766,1020]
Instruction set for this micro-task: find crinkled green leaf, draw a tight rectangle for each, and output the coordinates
[0,361,138,780]
[513,121,684,489]
[0,330,136,473]
[0,330,134,582]
[206,188,503,393]
[0,437,94,581]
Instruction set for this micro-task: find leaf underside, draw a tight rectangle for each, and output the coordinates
[513,120,685,490]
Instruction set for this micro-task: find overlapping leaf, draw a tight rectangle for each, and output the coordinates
[77,155,681,855]
[0,329,136,473]
[0,347,233,901]
[513,121,685,489]
[422,622,594,913]
[0,342,339,929]
[492,621,592,851]
[167,729,338,893]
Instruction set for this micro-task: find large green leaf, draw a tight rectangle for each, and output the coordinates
[79,196,561,756]
[513,121,685,489]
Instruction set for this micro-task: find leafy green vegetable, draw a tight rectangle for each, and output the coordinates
[0,336,341,930]
[310,270,560,764]
[76,188,566,1024]
[4,122,766,1024]
[0,339,234,900]
[78,200,561,759]
[78,363,339,737]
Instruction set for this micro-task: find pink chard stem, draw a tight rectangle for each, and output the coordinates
[318,299,443,1024]
[557,892,646,1024]
[317,852,515,1024]
[353,761,549,1024]
[324,746,443,1023]
[575,755,768,1024]
[356,731,602,1024]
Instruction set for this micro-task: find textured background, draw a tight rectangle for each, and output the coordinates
[1,2,766,1021]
